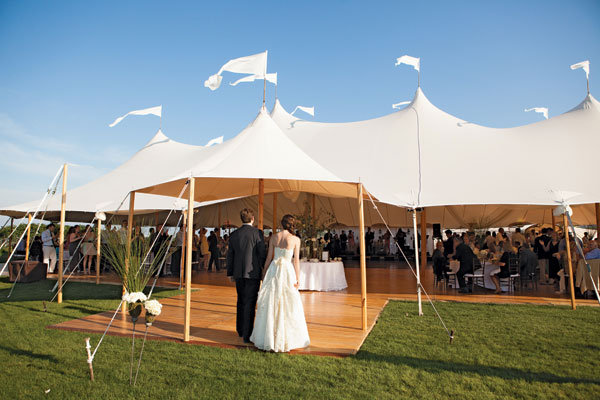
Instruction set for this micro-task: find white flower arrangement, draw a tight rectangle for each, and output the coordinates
[122,291,148,304]
[144,299,162,316]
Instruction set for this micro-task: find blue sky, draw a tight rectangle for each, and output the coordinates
[0,0,598,210]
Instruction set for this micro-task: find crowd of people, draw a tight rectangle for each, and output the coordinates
[431,227,600,295]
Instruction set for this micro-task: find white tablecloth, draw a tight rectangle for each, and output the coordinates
[298,261,348,291]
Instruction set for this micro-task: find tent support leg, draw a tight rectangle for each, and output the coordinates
[273,193,278,233]
[184,178,195,342]
[25,213,32,261]
[258,179,264,230]
[123,191,135,313]
[58,164,68,304]
[357,184,367,330]
[563,213,576,310]
[96,219,101,285]
[412,209,423,316]
[595,203,600,240]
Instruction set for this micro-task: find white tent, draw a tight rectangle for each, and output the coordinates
[0,130,207,223]
[272,89,600,209]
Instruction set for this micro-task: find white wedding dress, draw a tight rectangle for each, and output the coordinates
[250,247,310,352]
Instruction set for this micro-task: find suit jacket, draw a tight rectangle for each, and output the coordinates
[226,224,266,280]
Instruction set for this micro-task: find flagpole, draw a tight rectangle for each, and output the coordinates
[263,77,266,108]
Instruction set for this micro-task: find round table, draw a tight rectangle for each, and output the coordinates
[298,260,348,291]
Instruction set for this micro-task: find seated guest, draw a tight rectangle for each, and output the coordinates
[30,235,44,262]
[432,241,450,282]
[443,230,454,258]
[518,243,538,279]
[453,235,475,294]
[490,241,514,294]
[585,240,600,260]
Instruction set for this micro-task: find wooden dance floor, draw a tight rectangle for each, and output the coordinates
[48,264,598,356]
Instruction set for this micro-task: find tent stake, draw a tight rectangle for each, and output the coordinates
[85,337,94,381]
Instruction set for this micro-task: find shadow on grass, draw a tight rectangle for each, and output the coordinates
[0,344,59,363]
[355,351,600,385]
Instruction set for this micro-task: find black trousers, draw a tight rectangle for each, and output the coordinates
[208,250,219,271]
[457,265,473,289]
[235,278,260,340]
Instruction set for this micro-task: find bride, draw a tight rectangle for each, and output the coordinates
[250,214,310,352]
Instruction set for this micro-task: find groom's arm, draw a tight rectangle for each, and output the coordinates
[226,238,235,277]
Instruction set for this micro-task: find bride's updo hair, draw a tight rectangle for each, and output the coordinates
[281,214,295,234]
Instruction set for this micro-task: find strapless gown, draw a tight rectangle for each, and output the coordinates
[250,247,310,352]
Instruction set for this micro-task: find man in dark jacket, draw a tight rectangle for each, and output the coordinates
[226,208,266,343]
[454,234,475,293]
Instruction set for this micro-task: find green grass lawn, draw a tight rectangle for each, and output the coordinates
[0,277,599,399]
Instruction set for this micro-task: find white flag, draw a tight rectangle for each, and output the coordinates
[205,136,223,147]
[229,72,277,86]
[392,101,411,109]
[524,107,548,119]
[395,55,420,71]
[109,105,162,127]
[204,51,268,91]
[291,106,315,117]
[570,60,590,79]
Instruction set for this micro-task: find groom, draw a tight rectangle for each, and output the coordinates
[226,208,266,343]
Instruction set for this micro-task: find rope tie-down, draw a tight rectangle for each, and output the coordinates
[84,180,189,383]
[364,190,455,344]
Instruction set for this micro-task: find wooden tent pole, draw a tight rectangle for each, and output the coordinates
[595,203,600,240]
[58,164,68,304]
[217,203,222,238]
[551,209,556,231]
[123,191,135,313]
[180,211,187,289]
[95,219,101,284]
[412,209,423,316]
[9,217,13,253]
[420,208,427,273]
[563,213,576,310]
[357,183,368,330]
[258,179,264,230]
[312,194,316,221]
[184,178,195,342]
[273,193,278,233]
[25,213,32,261]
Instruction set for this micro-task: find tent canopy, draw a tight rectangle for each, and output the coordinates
[135,108,363,203]
[272,89,600,208]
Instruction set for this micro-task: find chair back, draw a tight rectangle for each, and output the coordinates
[508,254,520,275]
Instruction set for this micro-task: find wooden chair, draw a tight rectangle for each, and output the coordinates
[500,255,520,292]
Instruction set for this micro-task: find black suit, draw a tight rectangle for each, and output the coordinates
[226,224,266,340]
[454,243,475,289]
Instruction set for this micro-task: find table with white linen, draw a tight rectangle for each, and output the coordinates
[298,260,348,291]
[576,259,600,295]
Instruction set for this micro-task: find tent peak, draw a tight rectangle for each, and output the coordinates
[144,129,170,148]
[567,92,600,113]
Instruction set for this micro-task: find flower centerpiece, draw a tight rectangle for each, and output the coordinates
[293,201,336,258]
[144,299,162,326]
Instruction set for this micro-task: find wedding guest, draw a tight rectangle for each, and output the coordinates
[534,228,551,284]
[30,235,44,262]
[585,240,600,260]
[207,230,220,271]
[81,225,96,275]
[490,240,514,294]
[556,240,580,294]
[200,228,210,270]
[348,230,356,253]
[340,230,348,253]
[432,241,450,282]
[543,231,561,285]
[366,227,374,255]
[519,243,538,278]
[67,226,83,273]
[383,231,391,255]
[454,235,475,293]
[582,232,590,249]
[41,223,57,273]
[443,230,454,258]
[512,228,526,248]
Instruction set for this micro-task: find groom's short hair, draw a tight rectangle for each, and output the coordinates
[240,208,254,224]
